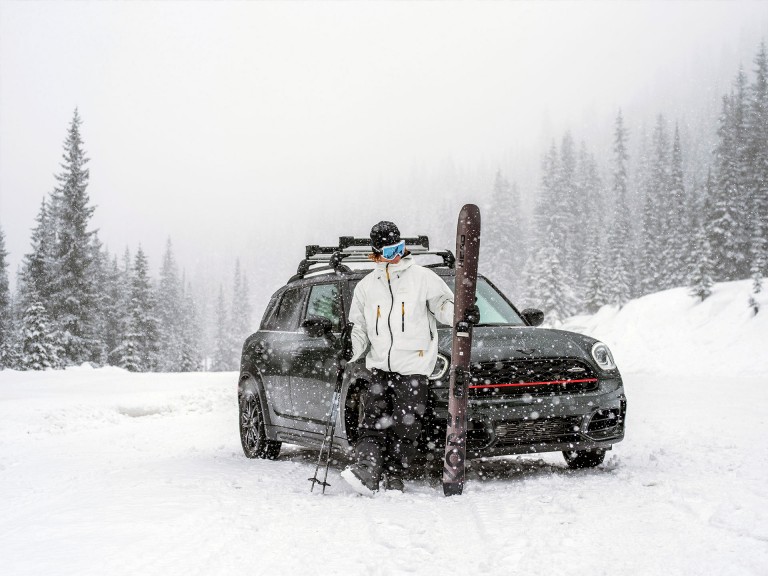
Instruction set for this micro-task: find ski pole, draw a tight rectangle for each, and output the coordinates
[308,370,343,493]
[308,322,352,494]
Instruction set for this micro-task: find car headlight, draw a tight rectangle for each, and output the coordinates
[429,353,449,381]
[591,342,616,371]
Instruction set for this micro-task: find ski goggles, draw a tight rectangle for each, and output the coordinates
[379,240,405,260]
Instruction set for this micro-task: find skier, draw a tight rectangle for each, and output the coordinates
[340,221,478,495]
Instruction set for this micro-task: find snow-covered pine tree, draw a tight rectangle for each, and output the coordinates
[0,226,14,368]
[689,174,715,301]
[661,125,688,289]
[711,95,742,282]
[49,109,100,365]
[102,253,127,366]
[230,259,252,355]
[114,247,159,371]
[18,198,57,311]
[559,132,581,295]
[87,234,109,366]
[179,277,202,372]
[641,115,669,294]
[731,67,751,279]
[483,170,525,300]
[157,239,183,371]
[525,143,571,324]
[605,110,633,307]
[747,43,768,294]
[19,302,61,371]
[578,146,608,313]
[633,125,654,297]
[212,285,235,371]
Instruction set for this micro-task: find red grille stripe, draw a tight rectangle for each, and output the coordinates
[469,378,598,389]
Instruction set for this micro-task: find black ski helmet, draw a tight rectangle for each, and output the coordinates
[370,221,401,253]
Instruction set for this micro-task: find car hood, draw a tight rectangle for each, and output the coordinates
[436,325,598,364]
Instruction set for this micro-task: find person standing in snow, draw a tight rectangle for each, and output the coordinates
[340,221,478,495]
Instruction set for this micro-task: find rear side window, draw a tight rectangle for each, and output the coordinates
[262,287,305,331]
[306,283,343,331]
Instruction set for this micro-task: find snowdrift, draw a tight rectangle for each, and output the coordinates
[562,279,768,376]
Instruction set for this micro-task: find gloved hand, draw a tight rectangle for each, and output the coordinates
[464,302,481,326]
[336,322,354,361]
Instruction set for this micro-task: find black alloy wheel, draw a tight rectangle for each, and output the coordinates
[239,393,281,460]
[562,448,606,469]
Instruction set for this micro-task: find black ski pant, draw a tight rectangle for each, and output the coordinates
[355,368,428,480]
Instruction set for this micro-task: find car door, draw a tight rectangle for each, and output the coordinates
[259,285,307,418]
[289,281,345,425]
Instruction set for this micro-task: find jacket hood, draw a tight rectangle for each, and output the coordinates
[436,325,598,364]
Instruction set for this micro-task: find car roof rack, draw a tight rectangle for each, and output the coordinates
[289,235,455,282]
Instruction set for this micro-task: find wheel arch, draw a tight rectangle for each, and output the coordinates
[238,370,276,434]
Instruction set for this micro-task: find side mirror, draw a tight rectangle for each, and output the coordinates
[521,308,544,327]
[302,316,334,337]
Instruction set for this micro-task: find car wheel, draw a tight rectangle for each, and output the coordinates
[239,393,281,460]
[563,448,606,469]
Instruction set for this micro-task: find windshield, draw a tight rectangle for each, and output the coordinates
[348,275,526,326]
[440,277,525,326]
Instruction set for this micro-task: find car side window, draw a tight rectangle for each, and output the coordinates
[305,283,342,331]
[263,287,305,331]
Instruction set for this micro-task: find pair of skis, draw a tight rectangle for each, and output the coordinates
[309,205,481,497]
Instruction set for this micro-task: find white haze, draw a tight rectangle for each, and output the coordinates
[1,1,767,309]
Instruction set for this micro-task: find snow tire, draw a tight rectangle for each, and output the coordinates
[239,393,281,460]
[562,448,606,469]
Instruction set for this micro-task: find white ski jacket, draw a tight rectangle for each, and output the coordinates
[348,255,454,376]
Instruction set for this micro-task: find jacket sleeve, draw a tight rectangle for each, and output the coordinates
[426,270,454,326]
[348,282,369,362]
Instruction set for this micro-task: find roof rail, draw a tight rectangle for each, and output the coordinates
[289,236,455,282]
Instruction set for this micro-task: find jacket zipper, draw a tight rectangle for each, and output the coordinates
[376,305,380,335]
[386,265,394,371]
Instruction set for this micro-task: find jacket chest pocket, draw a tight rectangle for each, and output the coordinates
[396,298,431,350]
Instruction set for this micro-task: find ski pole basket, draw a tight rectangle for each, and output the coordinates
[290,235,455,281]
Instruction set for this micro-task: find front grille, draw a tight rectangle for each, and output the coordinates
[469,358,599,399]
[494,416,581,445]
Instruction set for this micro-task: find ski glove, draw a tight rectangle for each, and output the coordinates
[464,303,481,326]
[336,322,354,362]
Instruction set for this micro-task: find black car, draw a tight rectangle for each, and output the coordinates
[238,236,626,470]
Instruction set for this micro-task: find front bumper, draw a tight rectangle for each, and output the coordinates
[428,377,626,457]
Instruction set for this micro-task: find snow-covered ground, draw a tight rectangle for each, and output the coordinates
[1,281,767,575]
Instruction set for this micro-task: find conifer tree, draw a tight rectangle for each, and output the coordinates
[0,226,13,368]
[483,170,525,299]
[49,109,99,365]
[231,259,253,345]
[19,302,61,371]
[179,278,202,372]
[579,147,608,313]
[18,198,57,311]
[212,285,235,371]
[641,115,669,294]
[711,95,742,281]
[747,43,768,294]
[605,111,633,307]
[157,239,183,371]
[661,125,688,289]
[102,254,127,366]
[115,247,159,371]
[526,143,571,323]
[689,175,715,301]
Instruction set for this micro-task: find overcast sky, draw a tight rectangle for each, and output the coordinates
[1,1,766,302]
